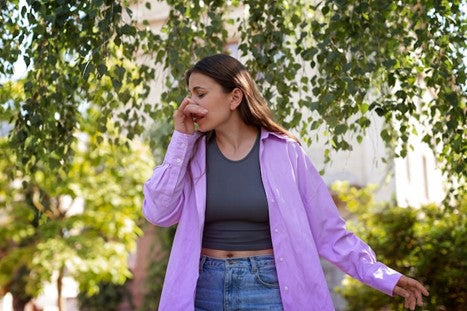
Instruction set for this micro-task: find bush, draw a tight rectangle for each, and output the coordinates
[78,281,133,311]
[332,182,466,311]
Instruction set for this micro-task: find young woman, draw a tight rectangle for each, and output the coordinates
[143,54,428,311]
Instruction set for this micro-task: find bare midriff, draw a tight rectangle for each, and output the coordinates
[201,247,274,259]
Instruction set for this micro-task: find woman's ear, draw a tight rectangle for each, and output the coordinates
[229,88,243,110]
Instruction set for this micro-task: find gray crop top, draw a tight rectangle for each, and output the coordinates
[202,130,273,251]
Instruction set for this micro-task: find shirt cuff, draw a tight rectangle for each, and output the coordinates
[380,269,403,297]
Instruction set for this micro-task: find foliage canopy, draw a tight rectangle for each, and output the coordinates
[0,0,464,198]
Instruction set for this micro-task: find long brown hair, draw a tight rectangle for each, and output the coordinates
[185,54,298,142]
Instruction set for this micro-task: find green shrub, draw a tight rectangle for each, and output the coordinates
[332,182,466,311]
[78,281,133,311]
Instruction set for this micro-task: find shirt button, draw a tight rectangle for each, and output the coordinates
[175,158,182,163]
[279,257,284,262]
[274,228,279,233]
[180,142,186,147]
[284,286,289,291]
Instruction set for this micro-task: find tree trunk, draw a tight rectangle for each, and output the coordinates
[57,265,65,311]
[12,296,28,311]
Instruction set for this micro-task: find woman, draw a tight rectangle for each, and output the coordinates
[143,54,428,311]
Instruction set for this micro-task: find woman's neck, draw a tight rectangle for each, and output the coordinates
[214,121,258,154]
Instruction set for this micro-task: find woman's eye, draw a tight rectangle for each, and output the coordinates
[198,94,205,98]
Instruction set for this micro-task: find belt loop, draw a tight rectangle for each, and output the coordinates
[249,256,258,273]
[199,255,207,273]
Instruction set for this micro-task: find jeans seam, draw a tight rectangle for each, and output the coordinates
[249,256,258,273]
[223,262,228,310]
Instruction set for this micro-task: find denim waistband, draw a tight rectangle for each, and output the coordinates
[199,254,275,272]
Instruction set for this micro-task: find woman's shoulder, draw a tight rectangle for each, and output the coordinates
[261,128,302,148]
[261,128,308,161]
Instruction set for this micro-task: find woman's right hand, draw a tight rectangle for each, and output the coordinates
[393,275,429,310]
[173,97,208,135]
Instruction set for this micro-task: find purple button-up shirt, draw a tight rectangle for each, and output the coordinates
[143,129,402,310]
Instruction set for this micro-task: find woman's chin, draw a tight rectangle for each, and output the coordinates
[195,123,206,132]
[195,119,210,132]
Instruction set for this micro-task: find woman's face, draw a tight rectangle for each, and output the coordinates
[188,72,236,132]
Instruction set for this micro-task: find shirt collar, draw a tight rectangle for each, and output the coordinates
[260,127,288,141]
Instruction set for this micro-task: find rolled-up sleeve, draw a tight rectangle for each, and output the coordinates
[143,130,199,227]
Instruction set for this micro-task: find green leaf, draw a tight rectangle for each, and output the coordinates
[115,66,126,79]
[380,129,391,142]
[125,7,133,18]
[375,107,385,116]
[335,124,348,135]
[359,103,369,114]
[112,79,122,91]
[291,14,300,26]
[120,24,136,36]
[97,64,108,75]
[31,1,41,12]
[308,102,320,111]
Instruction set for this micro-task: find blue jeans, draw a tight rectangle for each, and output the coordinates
[195,254,284,310]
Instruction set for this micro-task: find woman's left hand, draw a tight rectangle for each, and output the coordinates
[393,275,429,310]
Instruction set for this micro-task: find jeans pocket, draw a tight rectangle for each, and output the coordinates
[254,265,280,288]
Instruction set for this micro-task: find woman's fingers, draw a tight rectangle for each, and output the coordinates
[409,293,416,310]
[394,285,414,309]
[393,285,409,299]
[414,280,429,297]
[173,97,208,134]
[394,275,429,310]
[173,97,189,119]
[174,97,198,134]
[400,276,430,297]
[178,97,192,111]
[409,279,427,307]
[402,289,416,310]
[415,287,423,306]
[183,103,208,118]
